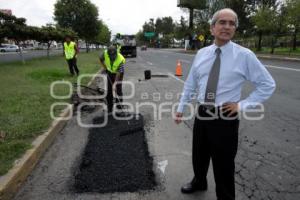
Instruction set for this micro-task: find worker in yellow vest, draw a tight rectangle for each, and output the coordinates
[63,35,79,76]
[99,45,126,113]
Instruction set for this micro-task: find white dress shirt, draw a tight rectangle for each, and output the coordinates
[177,41,276,113]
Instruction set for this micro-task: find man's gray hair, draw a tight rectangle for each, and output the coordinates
[210,8,239,28]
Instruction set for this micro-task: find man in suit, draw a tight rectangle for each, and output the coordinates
[175,8,276,200]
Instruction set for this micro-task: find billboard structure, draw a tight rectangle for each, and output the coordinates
[177,0,207,29]
[0,9,12,15]
[177,0,207,9]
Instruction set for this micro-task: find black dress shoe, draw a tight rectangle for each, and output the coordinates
[181,178,207,194]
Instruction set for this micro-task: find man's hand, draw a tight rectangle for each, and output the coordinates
[221,102,239,116]
[174,112,183,124]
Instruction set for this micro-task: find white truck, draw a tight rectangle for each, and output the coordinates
[114,34,137,57]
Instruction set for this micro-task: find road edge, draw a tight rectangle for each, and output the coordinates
[0,71,100,200]
[256,54,300,62]
[161,49,300,62]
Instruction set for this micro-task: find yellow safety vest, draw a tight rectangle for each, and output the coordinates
[104,50,125,73]
[64,41,76,60]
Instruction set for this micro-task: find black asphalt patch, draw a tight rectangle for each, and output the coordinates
[73,114,156,193]
[151,74,169,78]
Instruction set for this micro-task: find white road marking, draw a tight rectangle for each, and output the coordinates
[146,61,153,65]
[168,73,185,84]
[168,64,300,86]
[157,160,168,174]
[169,65,300,87]
[148,50,300,72]
[265,65,300,72]
[153,49,195,57]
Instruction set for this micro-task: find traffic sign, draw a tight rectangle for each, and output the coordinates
[144,32,155,38]
[198,35,204,41]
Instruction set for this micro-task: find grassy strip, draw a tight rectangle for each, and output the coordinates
[181,47,300,57]
[0,51,101,175]
[252,47,300,57]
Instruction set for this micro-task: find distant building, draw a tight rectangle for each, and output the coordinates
[0,9,12,15]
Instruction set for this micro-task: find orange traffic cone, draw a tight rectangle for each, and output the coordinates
[175,60,183,76]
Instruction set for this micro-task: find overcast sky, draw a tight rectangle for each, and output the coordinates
[0,0,187,35]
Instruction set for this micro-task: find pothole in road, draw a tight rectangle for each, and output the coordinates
[73,114,157,193]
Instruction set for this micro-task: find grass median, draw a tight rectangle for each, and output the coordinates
[252,47,300,57]
[0,51,101,176]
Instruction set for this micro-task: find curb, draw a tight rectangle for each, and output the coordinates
[256,54,300,62]
[0,72,100,200]
[0,110,71,200]
[164,49,300,62]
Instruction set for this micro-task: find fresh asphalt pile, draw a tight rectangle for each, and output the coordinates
[73,114,157,193]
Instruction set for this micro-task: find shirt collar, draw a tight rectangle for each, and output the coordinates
[211,41,233,55]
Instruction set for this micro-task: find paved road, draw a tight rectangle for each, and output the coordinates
[0,49,63,63]
[138,49,300,199]
[14,49,300,200]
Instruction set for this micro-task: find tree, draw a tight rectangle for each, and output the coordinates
[136,30,147,45]
[143,18,155,33]
[252,6,278,51]
[155,17,174,35]
[0,12,34,63]
[247,0,278,10]
[54,0,100,52]
[160,33,174,48]
[160,17,175,35]
[174,16,189,40]
[193,0,224,47]
[56,26,77,42]
[155,18,163,34]
[177,0,207,29]
[142,19,156,46]
[286,0,300,50]
[94,20,111,46]
[223,0,252,34]
[37,25,59,58]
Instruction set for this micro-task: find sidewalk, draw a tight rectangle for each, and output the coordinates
[162,48,300,62]
[13,59,217,200]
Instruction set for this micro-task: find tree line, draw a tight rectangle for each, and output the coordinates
[0,0,111,63]
[137,0,300,53]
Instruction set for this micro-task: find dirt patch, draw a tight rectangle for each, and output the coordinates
[70,82,106,115]
[73,114,157,193]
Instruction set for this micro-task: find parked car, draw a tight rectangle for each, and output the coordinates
[141,45,147,51]
[0,44,21,52]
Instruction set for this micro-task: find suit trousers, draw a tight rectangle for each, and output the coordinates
[192,105,239,200]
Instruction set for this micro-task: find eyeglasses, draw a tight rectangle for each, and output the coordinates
[216,20,236,27]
